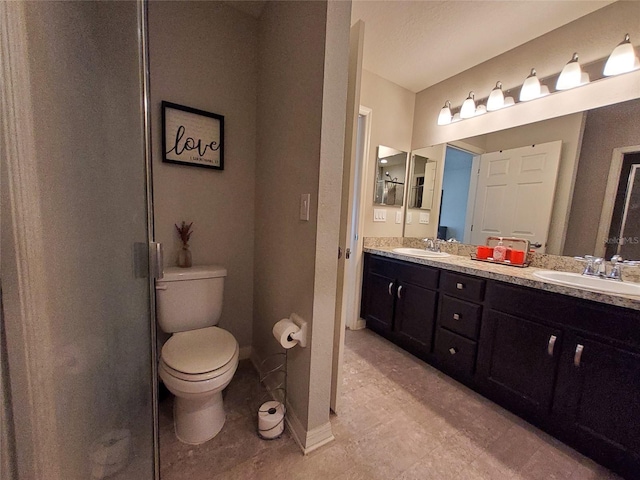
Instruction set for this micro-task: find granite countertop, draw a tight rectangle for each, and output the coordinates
[364,246,640,312]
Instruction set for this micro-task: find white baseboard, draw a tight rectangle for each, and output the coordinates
[285,404,334,454]
[349,318,366,331]
[251,349,334,454]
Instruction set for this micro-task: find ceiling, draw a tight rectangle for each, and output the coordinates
[351,0,615,93]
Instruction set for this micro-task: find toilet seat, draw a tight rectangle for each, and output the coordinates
[161,326,238,381]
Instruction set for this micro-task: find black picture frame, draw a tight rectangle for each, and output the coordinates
[162,101,224,170]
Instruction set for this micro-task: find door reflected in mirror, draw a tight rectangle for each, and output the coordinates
[374,145,408,206]
[409,153,437,210]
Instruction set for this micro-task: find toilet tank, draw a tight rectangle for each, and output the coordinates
[156,265,227,333]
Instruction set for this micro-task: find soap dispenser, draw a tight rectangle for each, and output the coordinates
[493,237,507,262]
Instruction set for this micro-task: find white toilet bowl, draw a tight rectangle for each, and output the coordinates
[158,326,239,444]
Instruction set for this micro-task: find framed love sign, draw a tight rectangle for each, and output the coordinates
[162,101,224,170]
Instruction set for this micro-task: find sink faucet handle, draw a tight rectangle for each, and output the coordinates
[593,257,606,276]
[573,256,590,270]
[607,257,639,281]
[574,255,601,276]
[422,237,435,251]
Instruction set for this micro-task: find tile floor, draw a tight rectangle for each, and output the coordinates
[159,328,620,480]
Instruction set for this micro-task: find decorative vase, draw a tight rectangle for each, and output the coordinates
[177,244,192,268]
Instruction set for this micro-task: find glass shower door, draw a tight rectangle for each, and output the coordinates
[1,1,156,479]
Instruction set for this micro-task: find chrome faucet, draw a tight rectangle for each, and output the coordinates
[575,255,603,277]
[606,255,640,281]
[422,237,441,252]
[575,255,640,281]
[607,255,625,281]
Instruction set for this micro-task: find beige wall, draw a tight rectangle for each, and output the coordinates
[412,1,640,149]
[149,2,257,351]
[565,99,640,256]
[254,0,350,449]
[360,69,415,237]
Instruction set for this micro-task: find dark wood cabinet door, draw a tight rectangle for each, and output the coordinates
[553,336,640,475]
[362,271,396,336]
[477,309,561,418]
[394,282,437,356]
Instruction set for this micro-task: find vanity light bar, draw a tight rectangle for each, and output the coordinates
[437,34,639,125]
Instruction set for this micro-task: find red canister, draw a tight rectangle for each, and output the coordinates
[510,249,526,265]
[476,245,493,259]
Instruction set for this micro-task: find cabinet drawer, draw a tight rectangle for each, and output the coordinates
[439,295,482,340]
[367,254,439,290]
[397,262,439,290]
[440,271,485,302]
[434,327,477,376]
[368,254,401,277]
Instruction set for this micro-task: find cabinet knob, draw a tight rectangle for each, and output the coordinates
[388,282,394,296]
[449,347,458,355]
[547,335,557,357]
[574,344,584,367]
[453,313,460,320]
[456,282,465,290]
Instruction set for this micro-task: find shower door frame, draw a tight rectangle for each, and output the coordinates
[0,1,159,478]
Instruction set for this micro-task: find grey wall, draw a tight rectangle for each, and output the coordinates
[254,0,350,445]
[565,99,640,256]
[149,1,257,352]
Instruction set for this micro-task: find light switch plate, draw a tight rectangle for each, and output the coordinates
[395,211,402,224]
[373,209,386,222]
[406,212,412,224]
[300,193,310,221]
[419,212,430,224]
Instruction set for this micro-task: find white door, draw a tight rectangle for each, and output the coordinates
[469,141,562,252]
[331,20,365,413]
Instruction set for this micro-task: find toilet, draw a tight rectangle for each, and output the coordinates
[156,265,239,445]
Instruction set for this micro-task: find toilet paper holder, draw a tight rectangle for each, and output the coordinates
[258,351,287,440]
[287,313,307,348]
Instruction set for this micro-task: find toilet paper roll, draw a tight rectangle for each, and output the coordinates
[89,429,131,479]
[258,401,285,439]
[272,318,300,349]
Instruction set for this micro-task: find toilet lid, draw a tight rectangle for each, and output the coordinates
[162,327,237,374]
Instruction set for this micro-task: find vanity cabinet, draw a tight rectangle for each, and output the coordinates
[434,272,485,379]
[361,254,439,359]
[553,335,640,475]
[361,252,640,478]
[477,309,562,418]
[477,282,563,418]
[478,280,640,478]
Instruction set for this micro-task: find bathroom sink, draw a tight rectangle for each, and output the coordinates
[392,248,450,258]
[533,270,640,296]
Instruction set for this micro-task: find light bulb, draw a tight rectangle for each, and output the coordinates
[487,82,505,111]
[437,100,452,125]
[460,92,476,119]
[556,53,589,90]
[604,34,640,76]
[520,68,542,101]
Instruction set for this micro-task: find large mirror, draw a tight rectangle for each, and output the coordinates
[406,97,640,258]
[374,145,408,206]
